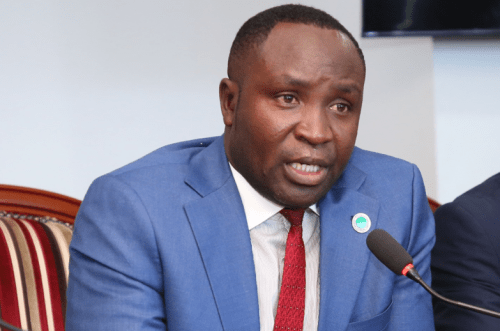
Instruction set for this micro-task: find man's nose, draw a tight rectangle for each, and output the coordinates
[294,107,334,146]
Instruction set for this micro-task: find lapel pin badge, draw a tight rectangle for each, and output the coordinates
[352,213,371,233]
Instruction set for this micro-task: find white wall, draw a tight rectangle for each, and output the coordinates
[359,36,437,198]
[433,37,500,203]
[1,0,437,200]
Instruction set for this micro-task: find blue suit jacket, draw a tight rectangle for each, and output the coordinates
[432,173,500,330]
[66,135,435,330]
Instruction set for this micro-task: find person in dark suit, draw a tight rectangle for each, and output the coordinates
[432,173,500,330]
[66,4,436,330]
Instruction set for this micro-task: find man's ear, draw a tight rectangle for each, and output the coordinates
[219,78,239,127]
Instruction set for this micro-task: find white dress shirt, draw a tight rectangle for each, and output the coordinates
[230,164,320,331]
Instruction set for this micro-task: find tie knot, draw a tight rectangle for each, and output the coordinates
[280,208,305,226]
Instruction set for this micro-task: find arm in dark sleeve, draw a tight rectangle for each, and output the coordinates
[431,199,500,330]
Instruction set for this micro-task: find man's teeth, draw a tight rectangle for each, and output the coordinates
[291,163,320,173]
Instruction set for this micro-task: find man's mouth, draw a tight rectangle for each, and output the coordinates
[290,162,321,173]
[285,161,328,186]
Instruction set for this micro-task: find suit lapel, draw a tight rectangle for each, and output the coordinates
[184,140,380,330]
[184,136,260,331]
[317,163,380,330]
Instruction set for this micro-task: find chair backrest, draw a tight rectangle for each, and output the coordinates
[0,185,81,331]
[0,184,81,224]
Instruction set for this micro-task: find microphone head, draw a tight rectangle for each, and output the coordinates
[366,229,413,275]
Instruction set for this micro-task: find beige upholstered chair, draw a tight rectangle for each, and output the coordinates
[0,184,81,331]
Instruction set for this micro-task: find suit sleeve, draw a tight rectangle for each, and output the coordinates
[66,175,166,331]
[389,164,436,330]
[431,200,500,330]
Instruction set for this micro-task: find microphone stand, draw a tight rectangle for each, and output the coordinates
[406,268,500,319]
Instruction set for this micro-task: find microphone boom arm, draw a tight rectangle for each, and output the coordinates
[406,266,500,318]
[366,229,500,319]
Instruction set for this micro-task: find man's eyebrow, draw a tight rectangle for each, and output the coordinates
[281,76,311,88]
[338,84,362,94]
[280,75,362,94]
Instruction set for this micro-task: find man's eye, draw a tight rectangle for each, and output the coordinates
[330,103,350,113]
[278,94,297,104]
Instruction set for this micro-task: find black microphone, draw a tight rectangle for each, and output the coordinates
[366,229,500,319]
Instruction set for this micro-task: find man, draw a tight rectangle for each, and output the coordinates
[66,4,435,330]
[432,173,500,330]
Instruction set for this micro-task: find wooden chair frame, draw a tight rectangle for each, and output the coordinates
[0,184,81,224]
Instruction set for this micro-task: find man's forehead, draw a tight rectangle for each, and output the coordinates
[254,24,362,73]
[264,22,339,44]
[232,22,363,86]
[337,30,358,51]
[264,22,354,46]
[258,23,357,63]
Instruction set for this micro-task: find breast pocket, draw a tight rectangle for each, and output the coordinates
[345,300,393,331]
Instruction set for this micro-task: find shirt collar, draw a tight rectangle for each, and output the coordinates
[229,163,318,230]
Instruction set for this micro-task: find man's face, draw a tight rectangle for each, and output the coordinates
[221,23,365,208]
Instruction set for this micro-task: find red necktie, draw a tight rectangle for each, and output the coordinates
[274,208,306,331]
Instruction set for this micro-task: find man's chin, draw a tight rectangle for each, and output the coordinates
[272,187,328,209]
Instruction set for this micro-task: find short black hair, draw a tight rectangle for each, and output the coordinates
[228,4,365,78]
